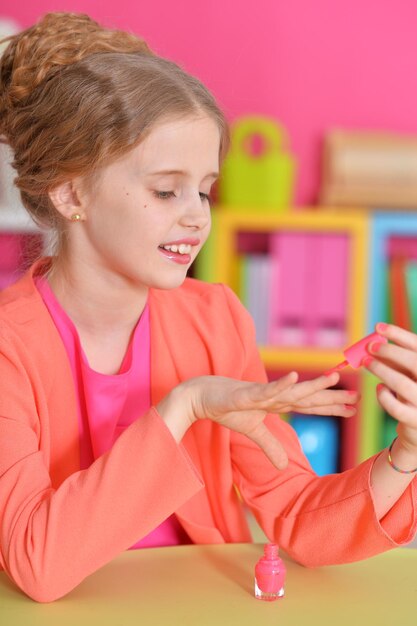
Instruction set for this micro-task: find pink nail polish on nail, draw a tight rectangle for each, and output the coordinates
[376,383,385,393]
[361,356,374,367]
[369,341,384,354]
[254,543,286,601]
[376,322,388,332]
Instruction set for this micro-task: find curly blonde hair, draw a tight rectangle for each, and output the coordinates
[0,12,229,231]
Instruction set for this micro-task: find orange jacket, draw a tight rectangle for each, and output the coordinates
[0,259,415,602]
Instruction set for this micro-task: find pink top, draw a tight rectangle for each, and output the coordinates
[35,276,191,549]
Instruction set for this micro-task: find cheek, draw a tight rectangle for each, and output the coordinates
[86,192,169,254]
[113,209,163,255]
[200,213,212,244]
[85,209,134,254]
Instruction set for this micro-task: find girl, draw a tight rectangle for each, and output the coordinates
[0,12,416,604]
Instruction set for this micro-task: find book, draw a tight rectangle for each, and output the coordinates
[241,254,271,346]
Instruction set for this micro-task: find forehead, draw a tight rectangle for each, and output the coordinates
[130,116,221,174]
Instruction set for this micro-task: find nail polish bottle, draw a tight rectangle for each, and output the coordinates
[254,543,286,601]
[324,330,388,375]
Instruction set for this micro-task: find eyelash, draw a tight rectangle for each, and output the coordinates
[153,191,211,203]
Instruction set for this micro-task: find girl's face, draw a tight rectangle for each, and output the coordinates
[74,115,220,291]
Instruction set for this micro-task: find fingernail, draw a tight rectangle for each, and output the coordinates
[345,404,356,413]
[368,341,384,354]
[324,369,337,377]
[376,322,388,332]
[376,383,385,393]
[347,390,357,396]
[361,356,374,367]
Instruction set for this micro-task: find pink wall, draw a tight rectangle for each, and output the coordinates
[5,0,417,205]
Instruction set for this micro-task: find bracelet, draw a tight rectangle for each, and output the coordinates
[387,437,417,474]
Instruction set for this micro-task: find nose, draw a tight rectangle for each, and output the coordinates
[179,192,210,231]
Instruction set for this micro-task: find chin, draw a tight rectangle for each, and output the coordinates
[151,273,189,291]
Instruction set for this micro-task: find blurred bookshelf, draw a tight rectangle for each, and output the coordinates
[195,206,417,472]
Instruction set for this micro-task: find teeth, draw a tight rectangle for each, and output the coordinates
[162,244,192,255]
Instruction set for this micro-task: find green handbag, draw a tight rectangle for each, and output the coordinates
[218,115,295,212]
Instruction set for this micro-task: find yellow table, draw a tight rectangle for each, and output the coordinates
[0,543,415,625]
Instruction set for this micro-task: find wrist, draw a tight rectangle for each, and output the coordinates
[156,384,195,443]
[388,437,417,474]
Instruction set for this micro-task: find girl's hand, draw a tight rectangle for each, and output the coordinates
[366,323,417,455]
[157,371,358,470]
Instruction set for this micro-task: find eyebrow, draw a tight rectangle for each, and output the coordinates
[146,169,219,179]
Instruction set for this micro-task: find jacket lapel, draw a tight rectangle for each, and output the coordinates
[1,263,81,486]
[149,287,225,543]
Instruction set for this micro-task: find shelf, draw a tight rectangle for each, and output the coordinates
[259,346,346,369]
[194,206,371,469]
[207,207,368,352]
[211,206,368,230]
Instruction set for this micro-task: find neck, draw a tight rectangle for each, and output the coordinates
[44,255,149,337]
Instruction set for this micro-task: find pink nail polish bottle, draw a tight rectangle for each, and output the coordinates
[324,331,388,375]
[254,543,286,601]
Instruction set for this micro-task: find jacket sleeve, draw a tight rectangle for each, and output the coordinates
[220,284,417,566]
[0,329,203,603]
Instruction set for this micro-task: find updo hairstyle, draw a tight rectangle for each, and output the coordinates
[0,12,229,233]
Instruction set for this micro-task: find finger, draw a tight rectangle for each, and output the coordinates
[231,372,298,411]
[241,372,299,407]
[292,389,360,408]
[283,373,340,403]
[364,357,417,406]
[375,322,417,352]
[266,371,299,396]
[368,340,417,379]
[244,420,289,470]
[376,384,417,428]
[289,403,356,417]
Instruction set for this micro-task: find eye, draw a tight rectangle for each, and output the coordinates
[199,192,211,203]
[154,191,176,200]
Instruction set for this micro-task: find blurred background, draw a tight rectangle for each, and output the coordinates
[2,2,417,531]
[5,0,417,205]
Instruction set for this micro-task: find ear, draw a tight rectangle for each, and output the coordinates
[48,180,85,221]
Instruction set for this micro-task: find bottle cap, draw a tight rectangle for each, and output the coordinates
[324,330,388,376]
[264,543,279,559]
[343,331,387,368]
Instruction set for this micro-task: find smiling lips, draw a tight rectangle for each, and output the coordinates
[158,238,200,265]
